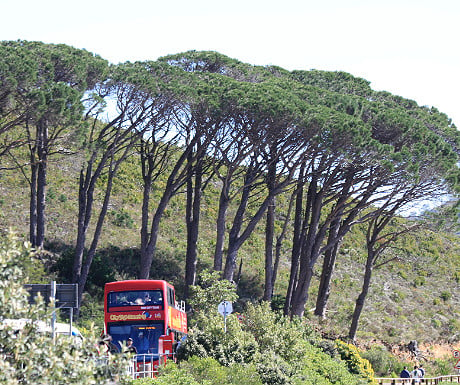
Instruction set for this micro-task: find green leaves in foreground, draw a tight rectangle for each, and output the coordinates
[171,274,376,385]
[0,232,127,385]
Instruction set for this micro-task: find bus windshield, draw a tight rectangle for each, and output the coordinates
[108,290,163,308]
[108,323,164,355]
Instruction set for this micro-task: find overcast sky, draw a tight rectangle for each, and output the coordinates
[2,0,459,125]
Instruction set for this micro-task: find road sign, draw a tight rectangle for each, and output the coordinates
[453,350,460,358]
[218,301,233,316]
[218,301,233,333]
[455,359,460,370]
[24,283,78,308]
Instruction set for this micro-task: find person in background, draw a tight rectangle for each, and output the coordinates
[418,364,425,379]
[137,331,150,353]
[411,365,422,383]
[125,337,137,354]
[400,366,411,383]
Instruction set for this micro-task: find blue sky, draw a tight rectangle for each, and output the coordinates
[2,0,459,126]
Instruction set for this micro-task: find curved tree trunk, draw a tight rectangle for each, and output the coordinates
[213,182,229,271]
[184,158,202,299]
[263,159,277,301]
[349,252,374,341]
[35,119,47,249]
[314,242,339,318]
[284,165,306,315]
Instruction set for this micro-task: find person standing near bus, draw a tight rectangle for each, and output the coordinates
[137,332,149,353]
[125,337,137,354]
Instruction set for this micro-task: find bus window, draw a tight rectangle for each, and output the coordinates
[167,287,175,308]
[108,290,163,308]
[107,323,164,356]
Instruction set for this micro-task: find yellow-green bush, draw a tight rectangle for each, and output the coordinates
[335,340,376,384]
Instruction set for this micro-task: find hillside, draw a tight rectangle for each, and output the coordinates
[1,147,459,350]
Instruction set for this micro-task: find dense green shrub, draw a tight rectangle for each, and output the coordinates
[296,340,367,385]
[0,232,127,384]
[335,340,376,384]
[181,356,263,385]
[126,357,263,385]
[179,274,375,385]
[177,312,258,366]
[187,270,238,316]
[361,345,403,377]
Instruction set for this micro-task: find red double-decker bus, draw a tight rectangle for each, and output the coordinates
[103,280,187,370]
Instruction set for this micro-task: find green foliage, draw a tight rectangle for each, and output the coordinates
[295,340,366,385]
[335,340,376,384]
[0,231,127,384]
[177,313,258,366]
[430,356,454,376]
[188,270,238,315]
[126,357,263,385]
[110,208,135,228]
[440,291,451,301]
[361,345,402,377]
[181,356,263,385]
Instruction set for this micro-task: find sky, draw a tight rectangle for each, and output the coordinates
[1,0,459,126]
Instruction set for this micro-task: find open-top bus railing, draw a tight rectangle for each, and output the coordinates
[127,353,173,379]
[375,374,460,384]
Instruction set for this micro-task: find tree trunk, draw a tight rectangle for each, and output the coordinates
[314,241,340,318]
[35,119,48,249]
[139,191,172,279]
[73,154,99,284]
[284,165,306,315]
[184,158,202,299]
[290,265,314,317]
[315,211,344,318]
[263,197,275,301]
[349,252,374,341]
[29,158,38,247]
[263,159,276,301]
[140,143,154,262]
[222,170,252,281]
[290,175,326,317]
[139,132,201,279]
[213,180,229,271]
[77,166,116,308]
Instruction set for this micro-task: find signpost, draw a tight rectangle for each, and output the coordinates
[453,350,460,373]
[24,281,78,341]
[218,301,233,333]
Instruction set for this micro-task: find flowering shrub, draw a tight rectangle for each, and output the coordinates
[335,340,377,384]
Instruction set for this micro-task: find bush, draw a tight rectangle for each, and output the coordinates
[188,270,238,316]
[0,231,127,385]
[125,357,263,385]
[177,313,258,366]
[335,340,377,384]
[296,340,366,385]
[361,345,401,377]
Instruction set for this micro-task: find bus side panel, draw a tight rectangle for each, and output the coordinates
[168,306,187,334]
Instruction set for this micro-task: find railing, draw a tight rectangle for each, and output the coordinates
[127,353,172,379]
[375,375,460,384]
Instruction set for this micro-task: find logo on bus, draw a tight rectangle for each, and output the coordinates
[109,311,154,321]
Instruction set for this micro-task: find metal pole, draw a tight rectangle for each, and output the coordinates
[51,280,56,343]
[69,307,73,337]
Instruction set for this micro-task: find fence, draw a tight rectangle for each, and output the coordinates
[375,375,460,384]
[127,353,171,379]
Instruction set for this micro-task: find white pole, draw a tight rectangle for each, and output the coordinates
[69,307,73,337]
[51,281,56,343]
